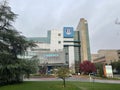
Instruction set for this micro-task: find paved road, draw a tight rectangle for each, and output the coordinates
[24,77,120,84]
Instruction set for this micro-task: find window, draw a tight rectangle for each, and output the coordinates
[118,52,120,54]
[58,33,61,36]
[58,41,61,44]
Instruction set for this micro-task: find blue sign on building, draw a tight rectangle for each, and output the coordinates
[63,27,74,38]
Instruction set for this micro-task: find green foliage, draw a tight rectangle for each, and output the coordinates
[111,60,120,74]
[57,67,70,78]
[0,1,37,85]
[55,67,70,87]
[95,63,104,77]
[20,59,39,78]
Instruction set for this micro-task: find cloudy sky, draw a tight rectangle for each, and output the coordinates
[3,0,120,53]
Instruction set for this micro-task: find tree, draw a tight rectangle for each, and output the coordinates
[21,59,39,78]
[95,63,104,77]
[80,61,96,74]
[111,60,120,74]
[0,1,36,85]
[55,67,70,87]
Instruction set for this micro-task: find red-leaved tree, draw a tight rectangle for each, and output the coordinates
[80,60,96,74]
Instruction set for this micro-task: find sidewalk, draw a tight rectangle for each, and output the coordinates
[24,75,120,84]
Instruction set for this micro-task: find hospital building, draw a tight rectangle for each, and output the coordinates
[24,18,91,73]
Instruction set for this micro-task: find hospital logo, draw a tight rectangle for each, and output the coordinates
[63,27,74,38]
[65,29,71,35]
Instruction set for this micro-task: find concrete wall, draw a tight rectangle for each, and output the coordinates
[98,50,119,63]
[50,29,63,51]
[34,43,50,50]
[77,18,91,62]
[92,49,120,64]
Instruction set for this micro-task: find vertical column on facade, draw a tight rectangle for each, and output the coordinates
[68,46,75,73]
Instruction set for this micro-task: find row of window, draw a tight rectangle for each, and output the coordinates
[58,33,61,44]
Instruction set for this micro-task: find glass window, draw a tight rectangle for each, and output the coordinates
[58,33,61,36]
[58,41,61,44]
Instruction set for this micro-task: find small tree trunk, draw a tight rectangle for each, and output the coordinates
[63,78,66,87]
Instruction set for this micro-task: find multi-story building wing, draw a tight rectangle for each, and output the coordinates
[92,49,120,64]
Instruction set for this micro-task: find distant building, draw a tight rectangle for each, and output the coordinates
[92,49,120,64]
[22,18,91,73]
[91,54,106,63]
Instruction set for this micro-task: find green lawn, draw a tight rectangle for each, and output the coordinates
[0,81,120,90]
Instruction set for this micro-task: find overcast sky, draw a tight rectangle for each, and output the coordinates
[3,0,120,53]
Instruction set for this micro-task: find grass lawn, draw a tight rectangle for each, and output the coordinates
[0,81,120,90]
